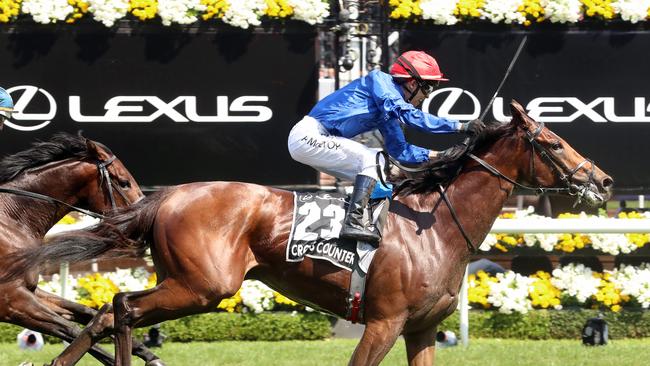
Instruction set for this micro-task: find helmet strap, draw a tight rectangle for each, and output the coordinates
[402,81,420,104]
[396,56,426,103]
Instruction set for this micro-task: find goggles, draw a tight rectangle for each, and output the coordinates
[420,80,441,96]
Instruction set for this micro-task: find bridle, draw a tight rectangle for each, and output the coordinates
[468,120,599,202]
[387,120,601,254]
[97,155,134,211]
[0,155,134,219]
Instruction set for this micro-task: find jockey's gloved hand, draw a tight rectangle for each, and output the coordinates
[437,144,467,163]
[462,119,486,136]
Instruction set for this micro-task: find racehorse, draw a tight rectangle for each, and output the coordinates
[0,133,164,366]
[7,102,613,366]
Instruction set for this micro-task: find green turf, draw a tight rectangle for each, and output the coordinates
[2,339,649,365]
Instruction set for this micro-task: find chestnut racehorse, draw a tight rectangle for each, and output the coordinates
[9,102,612,366]
[0,133,164,366]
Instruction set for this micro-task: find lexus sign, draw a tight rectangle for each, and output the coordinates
[402,28,650,192]
[6,86,273,128]
[423,88,650,123]
[0,24,318,186]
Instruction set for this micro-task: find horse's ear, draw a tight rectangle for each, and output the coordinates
[86,139,102,159]
[509,99,528,127]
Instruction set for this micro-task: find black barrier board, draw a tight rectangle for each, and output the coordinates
[400,28,650,193]
[0,23,318,187]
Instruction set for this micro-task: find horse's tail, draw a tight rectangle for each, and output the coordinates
[1,188,173,282]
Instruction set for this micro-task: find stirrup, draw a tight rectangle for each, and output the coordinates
[340,225,380,244]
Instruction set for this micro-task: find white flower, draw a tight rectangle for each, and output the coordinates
[88,0,130,27]
[488,271,534,313]
[479,233,498,251]
[524,233,559,251]
[551,263,600,302]
[514,206,536,218]
[22,0,74,24]
[610,263,650,308]
[38,274,79,300]
[541,0,582,23]
[104,267,150,292]
[482,0,526,24]
[420,0,458,25]
[158,0,207,26]
[288,0,330,25]
[612,0,650,23]
[589,233,637,255]
[239,280,275,313]
[222,0,267,29]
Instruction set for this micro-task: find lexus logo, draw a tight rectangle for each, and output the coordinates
[422,87,481,121]
[5,85,57,131]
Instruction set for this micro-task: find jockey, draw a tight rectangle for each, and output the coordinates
[288,51,485,243]
[0,87,14,130]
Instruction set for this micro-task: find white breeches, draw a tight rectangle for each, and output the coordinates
[288,116,385,181]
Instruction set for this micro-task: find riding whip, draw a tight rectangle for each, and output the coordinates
[478,34,529,123]
[462,34,528,146]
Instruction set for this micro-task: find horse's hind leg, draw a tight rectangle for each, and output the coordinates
[403,328,437,366]
[50,303,165,366]
[37,290,164,366]
[0,285,115,366]
[348,317,407,366]
[113,277,242,366]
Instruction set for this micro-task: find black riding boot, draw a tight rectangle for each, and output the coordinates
[340,175,381,244]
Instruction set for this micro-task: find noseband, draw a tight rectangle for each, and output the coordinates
[468,120,599,206]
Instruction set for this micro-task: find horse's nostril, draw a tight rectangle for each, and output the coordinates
[601,177,614,189]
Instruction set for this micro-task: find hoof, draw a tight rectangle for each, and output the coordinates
[18,363,34,366]
[145,359,167,366]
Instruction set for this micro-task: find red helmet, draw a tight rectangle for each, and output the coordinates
[390,51,448,81]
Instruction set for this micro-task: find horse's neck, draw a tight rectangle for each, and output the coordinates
[1,161,86,237]
[407,137,524,256]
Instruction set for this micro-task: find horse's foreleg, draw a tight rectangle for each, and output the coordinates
[0,286,115,366]
[35,288,97,323]
[348,317,406,366]
[404,328,437,366]
[50,304,113,366]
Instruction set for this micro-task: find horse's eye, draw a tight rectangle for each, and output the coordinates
[551,142,563,151]
[118,179,131,189]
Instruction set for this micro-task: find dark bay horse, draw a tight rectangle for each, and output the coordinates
[0,133,164,366]
[10,101,612,366]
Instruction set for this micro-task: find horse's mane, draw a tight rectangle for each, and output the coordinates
[394,120,516,196]
[0,133,104,183]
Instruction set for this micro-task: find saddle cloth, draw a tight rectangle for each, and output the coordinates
[286,191,357,271]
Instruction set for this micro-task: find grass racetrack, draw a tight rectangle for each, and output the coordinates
[1,339,649,365]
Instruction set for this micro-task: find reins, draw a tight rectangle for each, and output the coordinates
[468,120,597,200]
[386,120,598,254]
[0,186,104,219]
[0,155,131,219]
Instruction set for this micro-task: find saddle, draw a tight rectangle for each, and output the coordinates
[286,192,389,270]
[286,191,390,323]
